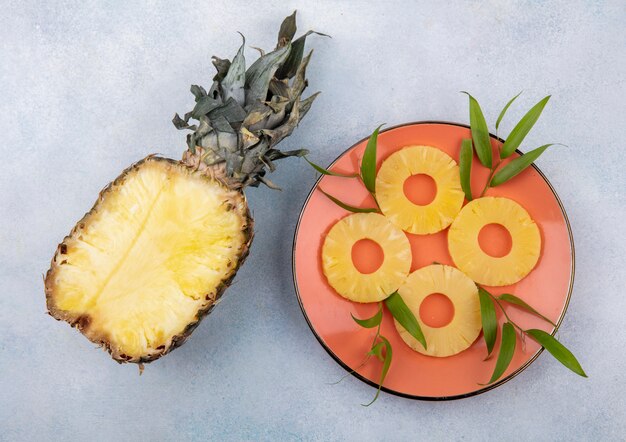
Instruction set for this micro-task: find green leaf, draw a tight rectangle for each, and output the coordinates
[318,189,378,213]
[298,92,320,122]
[245,43,291,106]
[266,148,309,161]
[190,84,207,102]
[289,50,312,101]
[351,303,383,328]
[461,92,492,168]
[485,322,517,384]
[221,34,246,106]
[498,294,557,327]
[190,96,222,119]
[495,91,523,132]
[368,342,385,362]
[501,95,551,158]
[276,30,330,80]
[384,291,427,349]
[363,336,392,406]
[459,138,473,201]
[207,97,247,123]
[172,113,196,131]
[277,10,297,47]
[360,125,384,194]
[304,157,359,178]
[491,144,560,187]
[525,329,587,377]
[478,287,498,358]
[211,56,231,82]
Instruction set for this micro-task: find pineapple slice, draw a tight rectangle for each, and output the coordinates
[448,197,541,286]
[395,264,481,357]
[45,158,251,362]
[322,213,411,303]
[376,146,464,234]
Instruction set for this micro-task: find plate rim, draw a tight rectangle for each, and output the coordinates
[291,120,575,401]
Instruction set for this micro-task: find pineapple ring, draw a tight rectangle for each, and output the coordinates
[322,213,412,303]
[376,146,465,234]
[448,197,541,286]
[395,264,481,357]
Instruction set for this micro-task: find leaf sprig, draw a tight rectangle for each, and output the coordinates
[348,304,391,406]
[478,286,587,384]
[460,92,563,199]
[348,294,425,406]
[461,93,584,382]
[306,126,384,213]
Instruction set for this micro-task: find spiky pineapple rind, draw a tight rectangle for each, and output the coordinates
[44,156,254,364]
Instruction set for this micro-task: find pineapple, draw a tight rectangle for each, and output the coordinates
[45,12,324,364]
[322,213,411,303]
[46,158,251,362]
[375,146,464,234]
[448,197,541,286]
[394,264,481,357]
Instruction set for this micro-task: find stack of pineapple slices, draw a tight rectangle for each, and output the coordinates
[321,145,541,357]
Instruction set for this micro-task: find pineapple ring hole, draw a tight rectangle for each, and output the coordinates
[419,293,455,328]
[403,174,437,206]
[351,239,384,274]
[478,223,513,258]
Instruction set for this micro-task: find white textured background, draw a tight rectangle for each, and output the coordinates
[1,1,625,441]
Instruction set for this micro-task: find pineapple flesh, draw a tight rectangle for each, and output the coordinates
[376,146,464,234]
[448,197,541,286]
[45,12,324,364]
[395,264,481,357]
[46,158,251,362]
[322,213,411,303]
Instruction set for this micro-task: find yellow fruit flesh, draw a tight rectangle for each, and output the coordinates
[322,213,411,303]
[395,265,481,357]
[376,145,464,234]
[47,159,248,360]
[448,197,541,286]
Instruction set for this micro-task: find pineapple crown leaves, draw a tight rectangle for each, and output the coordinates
[173,11,329,189]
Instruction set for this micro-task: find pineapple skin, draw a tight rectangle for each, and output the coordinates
[44,157,254,364]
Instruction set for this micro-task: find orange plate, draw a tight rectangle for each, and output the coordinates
[292,122,574,400]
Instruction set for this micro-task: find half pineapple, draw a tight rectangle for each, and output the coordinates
[45,12,324,364]
[448,197,541,286]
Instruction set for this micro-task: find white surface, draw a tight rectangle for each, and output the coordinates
[1,1,625,440]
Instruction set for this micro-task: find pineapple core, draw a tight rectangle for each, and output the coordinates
[46,158,249,361]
